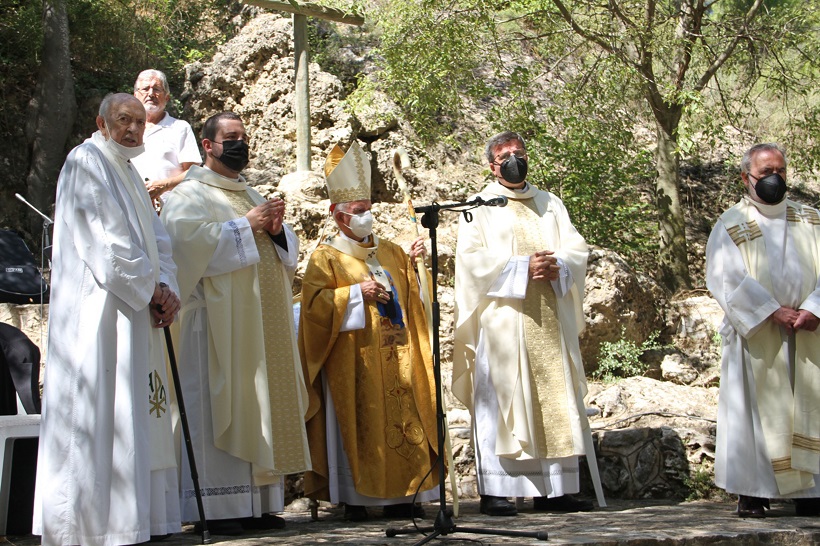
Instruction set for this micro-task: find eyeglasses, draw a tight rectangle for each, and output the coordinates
[136,86,166,96]
[494,149,527,164]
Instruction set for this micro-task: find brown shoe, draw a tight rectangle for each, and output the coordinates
[737,495,768,518]
[533,494,594,512]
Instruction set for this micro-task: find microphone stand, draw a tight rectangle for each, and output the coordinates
[14,194,53,347]
[385,199,548,544]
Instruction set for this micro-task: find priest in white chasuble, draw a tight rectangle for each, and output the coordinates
[706,143,820,518]
[160,112,311,535]
[34,93,182,546]
[453,131,593,517]
[299,141,440,522]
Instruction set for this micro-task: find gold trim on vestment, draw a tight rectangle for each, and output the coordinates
[787,205,820,225]
[221,188,307,473]
[726,221,763,246]
[509,198,573,458]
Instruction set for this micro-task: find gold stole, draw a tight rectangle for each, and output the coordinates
[508,198,573,458]
[220,189,306,472]
[722,200,820,494]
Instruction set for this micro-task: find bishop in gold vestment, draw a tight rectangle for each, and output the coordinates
[161,113,310,533]
[299,142,439,520]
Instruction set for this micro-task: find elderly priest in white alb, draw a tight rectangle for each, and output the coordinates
[33,93,182,546]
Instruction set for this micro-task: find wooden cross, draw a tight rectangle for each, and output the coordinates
[243,0,364,172]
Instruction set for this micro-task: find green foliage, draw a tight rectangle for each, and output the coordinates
[593,330,664,382]
[369,0,495,140]
[683,466,716,501]
[66,0,243,96]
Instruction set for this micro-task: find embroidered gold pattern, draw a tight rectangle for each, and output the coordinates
[148,369,167,418]
[726,221,763,246]
[509,198,573,458]
[793,433,820,452]
[222,188,306,473]
[771,456,793,473]
[787,205,820,225]
[380,316,423,459]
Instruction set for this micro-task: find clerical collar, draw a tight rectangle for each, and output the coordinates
[339,231,371,245]
[487,180,538,200]
[744,194,787,218]
[186,164,246,191]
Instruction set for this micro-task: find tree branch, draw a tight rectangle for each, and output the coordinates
[693,0,765,92]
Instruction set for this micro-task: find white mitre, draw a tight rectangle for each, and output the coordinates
[324,141,371,205]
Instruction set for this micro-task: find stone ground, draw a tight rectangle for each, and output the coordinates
[5,497,820,546]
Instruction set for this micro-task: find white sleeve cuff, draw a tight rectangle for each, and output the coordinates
[550,258,573,298]
[203,216,261,277]
[340,283,365,332]
[487,256,530,299]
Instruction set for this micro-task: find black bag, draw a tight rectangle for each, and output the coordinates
[0,230,49,304]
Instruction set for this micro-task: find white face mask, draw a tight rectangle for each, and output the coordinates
[103,121,145,161]
[343,210,373,238]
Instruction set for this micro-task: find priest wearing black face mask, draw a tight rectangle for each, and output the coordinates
[706,143,820,519]
[453,131,597,516]
[160,112,312,534]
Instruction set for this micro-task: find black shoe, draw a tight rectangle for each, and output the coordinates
[149,534,173,542]
[533,494,594,513]
[794,498,820,517]
[194,518,244,535]
[479,495,518,516]
[344,504,369,522]
[239,514,287,529]
[737,495,768,518]
[382,503,426,519]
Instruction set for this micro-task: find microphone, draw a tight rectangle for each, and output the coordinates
[15,193,54,225]
[479,195,508,207]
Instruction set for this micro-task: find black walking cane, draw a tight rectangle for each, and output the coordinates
[159,318,211,544]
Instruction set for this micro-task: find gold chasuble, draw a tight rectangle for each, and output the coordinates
[720,198,820,495]
[161,166,311,485]
[299,236,440,501]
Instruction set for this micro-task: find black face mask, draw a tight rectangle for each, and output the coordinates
[750,173,787,204]
[215,139,249,172]
[500,155,528,185]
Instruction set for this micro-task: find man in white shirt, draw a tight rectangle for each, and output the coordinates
[131,69,201,201]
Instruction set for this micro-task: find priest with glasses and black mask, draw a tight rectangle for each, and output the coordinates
[706,143,820,518]
[453,131,595,517]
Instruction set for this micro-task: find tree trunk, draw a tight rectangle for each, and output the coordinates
[25,0,76,235]
[653,115,691,292]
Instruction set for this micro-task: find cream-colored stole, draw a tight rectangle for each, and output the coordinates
[220,189,307,473]
[507,198,573,458]
[722,200,820,494]
[95,134,176,471]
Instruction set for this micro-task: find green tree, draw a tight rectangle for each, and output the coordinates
[364,0,820,291]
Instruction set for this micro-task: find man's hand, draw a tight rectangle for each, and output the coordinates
[771,306,800,333]
[146,180,170,200]
[529,250,560,281]
[793,309,820,332]
[264,197,286,236]
[409,236,427,262]
[246,200,277,232]
[151,283,180,328]
[359,279,390,304]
